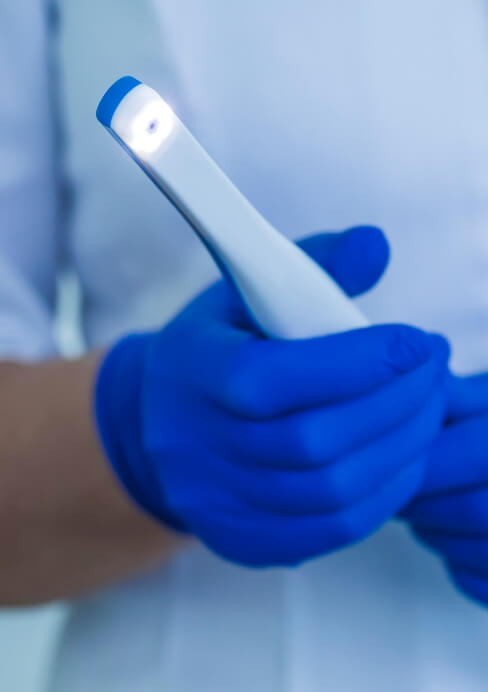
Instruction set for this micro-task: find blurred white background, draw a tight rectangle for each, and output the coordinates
[0,607,66,691]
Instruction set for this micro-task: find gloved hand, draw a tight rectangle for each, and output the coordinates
[403,372,488,605]
[95,226,450,567]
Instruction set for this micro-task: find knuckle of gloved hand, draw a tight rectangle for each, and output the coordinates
[221,348,272,418]
[320,465,353,511]
[290,417,329,468]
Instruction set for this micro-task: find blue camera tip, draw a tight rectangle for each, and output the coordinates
[96,76,142,127]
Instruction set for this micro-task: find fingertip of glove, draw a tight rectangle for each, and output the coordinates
[428,332,451,366]
[343,225,389,258]
[332,225,390,297]
[385,325,445,373]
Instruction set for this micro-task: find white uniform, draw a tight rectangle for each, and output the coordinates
[2,1,488,690]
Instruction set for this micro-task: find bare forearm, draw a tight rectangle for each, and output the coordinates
[0,355,184,606]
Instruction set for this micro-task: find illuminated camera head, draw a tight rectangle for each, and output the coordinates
[97,76,175,156]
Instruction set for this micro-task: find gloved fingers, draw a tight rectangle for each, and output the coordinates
[158,313,438,417]
[415,413,488,496]
[447,564,488,607]
[412,528,488,578]
[296,226,390,297]
[445,372,488,423]
[211,325,449,419]
[210,389,443,517]
[190,455,425,567]
[403,487,488,534]
[216,357,446,467]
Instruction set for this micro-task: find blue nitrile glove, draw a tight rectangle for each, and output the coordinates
[403,372,488,605]
[95,226,450,567]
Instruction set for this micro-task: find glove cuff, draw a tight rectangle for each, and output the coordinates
[95,333,187,532]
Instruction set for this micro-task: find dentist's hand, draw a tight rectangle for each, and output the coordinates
[95,226,450,567]
[404,373,488,605]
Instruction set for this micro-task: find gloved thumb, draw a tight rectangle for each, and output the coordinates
[297,225,390,297]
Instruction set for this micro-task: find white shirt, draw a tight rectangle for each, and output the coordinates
[3,1,488,690]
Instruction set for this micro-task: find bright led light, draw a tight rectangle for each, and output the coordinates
[127,99,175,154]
